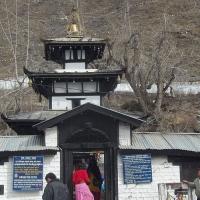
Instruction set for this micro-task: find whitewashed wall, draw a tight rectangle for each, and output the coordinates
[64,62,85,70]
[119,122,131,146]
[45,126,58,147]
[52,96,101,110]
[118,155,180,200]
[0,153,60,200]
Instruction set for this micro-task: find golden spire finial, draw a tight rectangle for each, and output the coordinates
[67,5,82,36]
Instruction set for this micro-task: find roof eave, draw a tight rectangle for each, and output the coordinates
[34,103,144,131]
[0,149,59,157]
[41,38,107,44]
[24,67,124,78]
[119,148,200,157]
[1,113,43,123]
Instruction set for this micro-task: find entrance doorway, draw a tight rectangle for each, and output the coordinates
[72,151,105,200]
[63,147,116,200]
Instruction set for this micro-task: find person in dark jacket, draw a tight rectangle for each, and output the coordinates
[42,172,69,200]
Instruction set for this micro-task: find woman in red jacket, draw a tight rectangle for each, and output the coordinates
[72,162,94,200]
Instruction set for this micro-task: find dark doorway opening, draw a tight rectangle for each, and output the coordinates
[63,147,116,200]
[72,151,105,200]
[169,156,200,181]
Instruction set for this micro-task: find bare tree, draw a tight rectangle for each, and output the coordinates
[0,0,30,84]
[0,0,31,115]
[105,15,184,122]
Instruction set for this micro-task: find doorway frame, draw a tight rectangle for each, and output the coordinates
[60,143,118,200]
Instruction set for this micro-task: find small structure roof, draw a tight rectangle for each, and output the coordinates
[0,135,58,155]
[34,103,144,130]
[120,132,200,155]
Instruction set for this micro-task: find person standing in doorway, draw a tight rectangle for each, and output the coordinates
[42,172,69,200]
[183,169,200,200]
[72,161,94,200]
[87,158,103,200]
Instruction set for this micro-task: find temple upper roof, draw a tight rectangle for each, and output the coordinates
[42,37,106,44]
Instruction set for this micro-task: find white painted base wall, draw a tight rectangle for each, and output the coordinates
[119,122,131,146]
[118,155,180,200]
[45,127,58,146]
[52,95,101,110]
[0,153,60,200]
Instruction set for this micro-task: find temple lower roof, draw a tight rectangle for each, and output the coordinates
[1,111,66,135]
[2,110,66,121]
[2,104,144,135]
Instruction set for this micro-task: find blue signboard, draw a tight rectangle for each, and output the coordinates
[13,156,43,191]
[122,154,152,184]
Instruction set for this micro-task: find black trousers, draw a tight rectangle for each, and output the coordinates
[197,198,200,200]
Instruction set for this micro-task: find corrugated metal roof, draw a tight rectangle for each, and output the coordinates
[0,135,58,152]
[120,133,200,153]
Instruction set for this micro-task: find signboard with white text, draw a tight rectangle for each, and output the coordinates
[13,156,43,191]
[122,154,152,184]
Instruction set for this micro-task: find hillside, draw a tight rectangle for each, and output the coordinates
[0,0,200,134]
[0,0,199,78]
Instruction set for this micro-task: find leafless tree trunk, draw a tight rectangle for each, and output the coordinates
[106,26,181,121]
[0,0,31,114]
[0,0,30,84]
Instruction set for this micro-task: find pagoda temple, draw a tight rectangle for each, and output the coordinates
[3,7,124,136]
[1,6,200,200]
[24,7,123,110]
[0,7,143,200]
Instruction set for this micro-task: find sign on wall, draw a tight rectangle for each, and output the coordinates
[122,154,152,184]
[13,156,43,191]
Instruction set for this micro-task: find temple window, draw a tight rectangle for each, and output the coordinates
[83,82,98,93]
[77,49,85,60]
[68,82,82,93]
[65,49,74,60]
[54,82,66,93]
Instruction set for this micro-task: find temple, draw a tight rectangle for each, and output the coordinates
[1,6,200,200]
[0,7,143,200]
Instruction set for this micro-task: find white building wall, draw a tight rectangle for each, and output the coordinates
[45,126,58,147]
[52,96,101,110]
[64,62,85,70]
[118,155,180,200]
[119,122,131,146]
[0,153,60,200]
